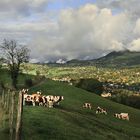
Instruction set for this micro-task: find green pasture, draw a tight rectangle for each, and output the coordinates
[22,80,140,140]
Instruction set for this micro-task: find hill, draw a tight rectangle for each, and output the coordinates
[95,50,140,67]
[60,50,140,67]
[22,80,140,140]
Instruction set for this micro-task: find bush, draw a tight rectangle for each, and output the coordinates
[25,79,33,87]
[110,94,140,109]
[36,70,40,76]
[76,78,103,95]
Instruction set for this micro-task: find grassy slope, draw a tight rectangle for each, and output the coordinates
[22,80,140,140]
[96,51,140,67]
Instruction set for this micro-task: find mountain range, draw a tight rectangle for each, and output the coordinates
[66,50,140,67]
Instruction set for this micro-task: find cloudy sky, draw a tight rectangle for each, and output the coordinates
[0,0,140,62]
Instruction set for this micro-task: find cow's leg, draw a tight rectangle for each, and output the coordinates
[32,101,35,106]
[39,102,43,106]
[23,99,26,106]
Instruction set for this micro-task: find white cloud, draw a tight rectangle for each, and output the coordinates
[128,38,140,51]
[28,4,130,61]
[56,59,66,64]
[134,18,140,35]
[0,1,140,61]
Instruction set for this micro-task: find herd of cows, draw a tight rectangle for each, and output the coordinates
[21,89,129,121]
[83,102,129,121]
[22,89,64,108]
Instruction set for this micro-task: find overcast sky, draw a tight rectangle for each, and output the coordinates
[0,0,140,62]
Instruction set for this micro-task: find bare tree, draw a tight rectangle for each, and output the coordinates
[0,39,30,89]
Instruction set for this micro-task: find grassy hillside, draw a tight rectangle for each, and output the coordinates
[95,50,140,67]
[22,80,140,140]
[49,50,140,67]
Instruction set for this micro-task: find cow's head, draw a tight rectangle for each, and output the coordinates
[61,96,64,100]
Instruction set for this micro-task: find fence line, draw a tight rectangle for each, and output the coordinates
[15,91,23,140]
[0,89,23,140]
[9,91,15,140]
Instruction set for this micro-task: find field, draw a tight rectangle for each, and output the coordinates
[21,64,140,108]
[0,65,140,140]
[22,79,140,140]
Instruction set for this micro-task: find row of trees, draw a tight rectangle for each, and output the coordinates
[0,39,30,89]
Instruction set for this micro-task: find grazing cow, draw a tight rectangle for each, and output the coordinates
[114,113,122,119]
[21,88,29,94]
[31,91,42,106]
[46,95,54,101]
[96,106,107,115]
[21,89,33,106]
[32,91,42,99]
[35,95,44,106]
[53,96,64,106]
[83,103,92,109]
[47,100,54,108]
[42,96,48,106]
[22,89,42,106]
[120,113,129,121]
[45,95,64,108]
[23,94,35,106]
[114,113,129,121]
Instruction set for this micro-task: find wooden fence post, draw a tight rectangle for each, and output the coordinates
[15,91,23,140]
[9,91,15,140]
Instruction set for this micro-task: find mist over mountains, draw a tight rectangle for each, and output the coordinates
[33,49,140,68]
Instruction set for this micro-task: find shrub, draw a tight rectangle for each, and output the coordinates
[25,79,33,87]
[36,70,40,76]
[76,78,103,95]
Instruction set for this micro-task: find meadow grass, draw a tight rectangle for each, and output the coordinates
[22,80,140,140]
[0,68,140,140]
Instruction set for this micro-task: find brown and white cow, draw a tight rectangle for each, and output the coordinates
[45,95,64,108]
[22,89,42,106]
[23,94,35,106]
[96,106,107,115]
[115,113,129,121]
[114,113,122,119]
[83,103,92,109]
[21,89,33,106]
[53,96,64,106]
[120,113,129,120]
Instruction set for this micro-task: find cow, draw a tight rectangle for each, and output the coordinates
[120,113,129,121]
[47,100,54,108]
[21,89,33,106]
[114,113,122,119]
[83,103,92,109]
[31,91,43,106]
[96,106,107,115]
[53,96,64,106]
[22,89,42,106]
[21,88,29,94]
[44,95,64,108]
[114,113,129,121]
[23,94,35,106]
